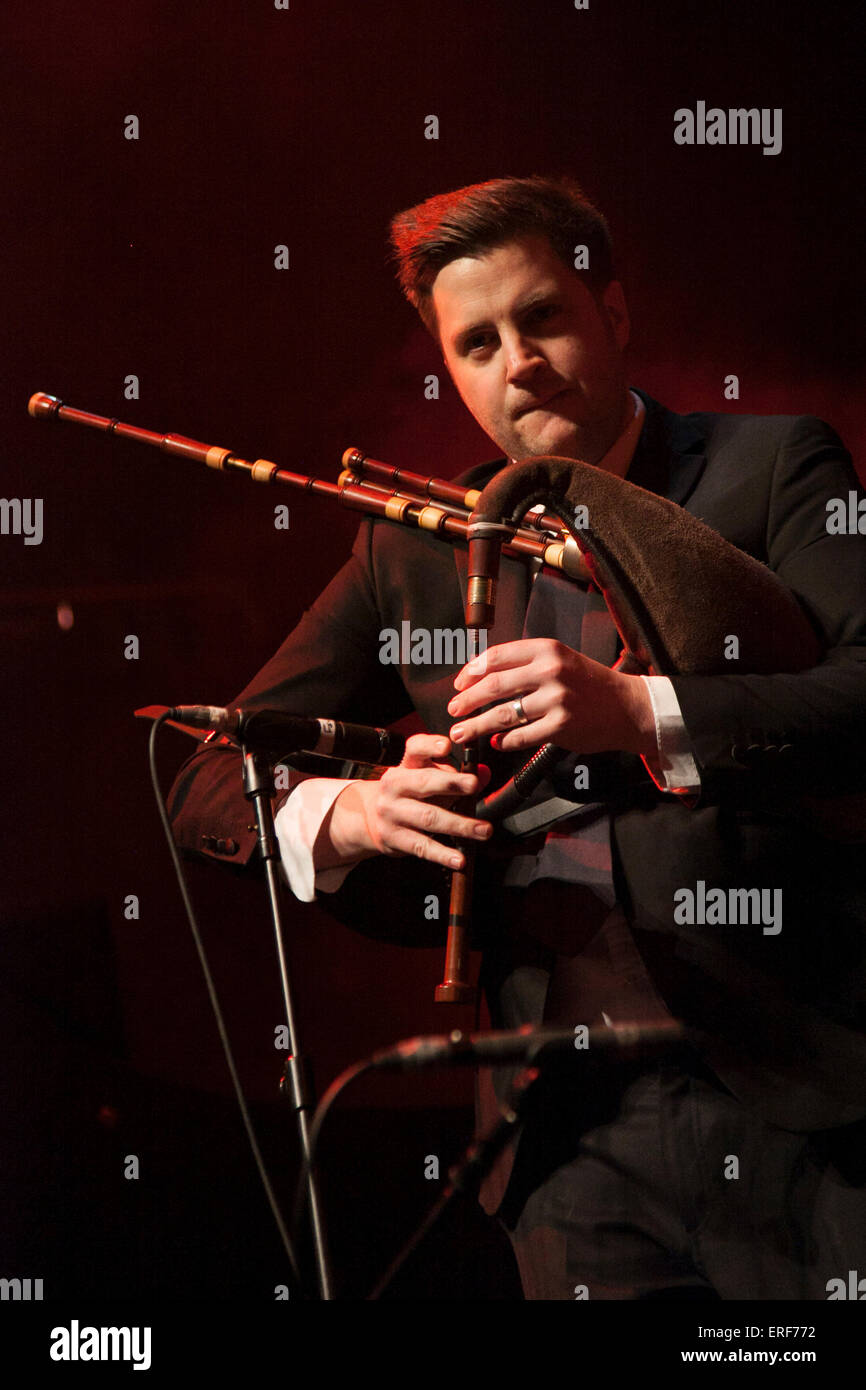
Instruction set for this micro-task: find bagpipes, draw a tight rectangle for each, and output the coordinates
[29,392,846,1004]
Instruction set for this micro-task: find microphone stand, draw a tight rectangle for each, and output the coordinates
[367,1064,545,1299]
[242,746,334,1300]
[367,1020,686,1297]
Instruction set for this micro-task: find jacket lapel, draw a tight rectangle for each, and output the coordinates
[629,389,708,507]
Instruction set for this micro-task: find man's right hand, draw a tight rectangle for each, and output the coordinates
[314,733,492,873]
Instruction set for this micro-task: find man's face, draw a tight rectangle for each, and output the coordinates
[432,233,631,465]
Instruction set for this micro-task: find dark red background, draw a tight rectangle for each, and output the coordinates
[2,0,863,1298]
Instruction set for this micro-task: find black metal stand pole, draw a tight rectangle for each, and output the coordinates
[242,746,334,1301]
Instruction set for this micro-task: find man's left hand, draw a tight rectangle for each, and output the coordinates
[447,638,657,757]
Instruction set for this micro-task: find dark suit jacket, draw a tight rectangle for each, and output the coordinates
[168,392,866,1180]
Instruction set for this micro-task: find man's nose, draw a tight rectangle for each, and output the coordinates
[504,334,545,384]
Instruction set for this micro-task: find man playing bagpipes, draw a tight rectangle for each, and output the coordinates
[169,176,866,1300]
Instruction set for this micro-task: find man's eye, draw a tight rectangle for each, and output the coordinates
[465,334,492,353]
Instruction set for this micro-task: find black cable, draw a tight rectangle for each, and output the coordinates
[147,713,303,1295]
[291,1052,479,1301]
[290,1057,377,1265]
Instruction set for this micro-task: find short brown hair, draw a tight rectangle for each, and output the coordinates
[388,175,614,340]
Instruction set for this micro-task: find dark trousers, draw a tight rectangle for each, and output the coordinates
[501,1058,866,1300]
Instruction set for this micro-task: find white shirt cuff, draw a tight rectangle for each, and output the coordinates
[639,676,701,795]
[274,778,360,902]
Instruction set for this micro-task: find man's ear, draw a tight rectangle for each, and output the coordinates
[600,280,630,351]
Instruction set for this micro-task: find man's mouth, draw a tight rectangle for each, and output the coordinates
[513,389,569,419]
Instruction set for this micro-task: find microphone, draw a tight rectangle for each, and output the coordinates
[368,1020,685,1071]
[168,706,406,766]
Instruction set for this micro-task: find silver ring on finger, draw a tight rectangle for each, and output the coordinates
[511,696,530,727]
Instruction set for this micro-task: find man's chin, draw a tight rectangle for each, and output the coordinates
[510,423,592,464]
